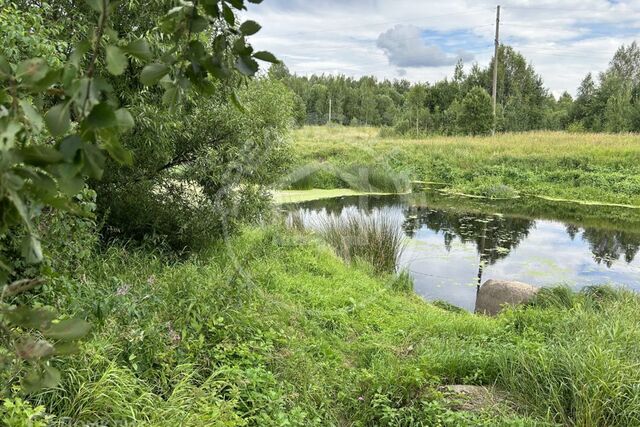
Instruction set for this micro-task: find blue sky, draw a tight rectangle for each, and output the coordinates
[245,0,640,96]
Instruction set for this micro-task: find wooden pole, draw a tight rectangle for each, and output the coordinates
[492,5,500,135]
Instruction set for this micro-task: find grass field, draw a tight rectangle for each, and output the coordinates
[288,126,640,206]
[23,226,640,426]
[11,126,640,426]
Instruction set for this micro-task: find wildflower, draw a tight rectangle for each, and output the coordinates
[167,322,181,344]
[115,284,130,296]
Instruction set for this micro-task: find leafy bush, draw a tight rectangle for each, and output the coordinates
[0,398,51,427]
[96,78,295,251]
[0,0,276,394]
[567,121,586,133]
[457,87,494,136]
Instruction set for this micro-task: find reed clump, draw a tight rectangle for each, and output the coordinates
[314,211,406,273]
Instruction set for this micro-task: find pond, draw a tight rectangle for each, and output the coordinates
[284,189,640,310]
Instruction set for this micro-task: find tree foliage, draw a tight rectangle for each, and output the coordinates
[97,78,294,251]
[273,45,565,136]
[0,0,277,392]
[570,42,640,132]
[457,87,493,135]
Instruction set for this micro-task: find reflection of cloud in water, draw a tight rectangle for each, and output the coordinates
[286,194,640,311]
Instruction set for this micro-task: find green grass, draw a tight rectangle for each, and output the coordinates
[291,126,640,206]
[281,159,411,193]
[15,226,640,426]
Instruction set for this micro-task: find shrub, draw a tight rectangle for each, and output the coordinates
[567,121,586,133]
[0,398,51,427]
[457,87,494,136]
[95,79,295,251]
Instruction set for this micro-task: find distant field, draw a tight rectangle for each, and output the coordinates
[290,126,640,206]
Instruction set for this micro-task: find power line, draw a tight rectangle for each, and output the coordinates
[503,5,628,13]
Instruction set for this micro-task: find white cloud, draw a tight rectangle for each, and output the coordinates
[376,25,473,67]
[244,0,640,96]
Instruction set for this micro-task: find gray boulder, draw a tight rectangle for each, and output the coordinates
[475,279,539,315]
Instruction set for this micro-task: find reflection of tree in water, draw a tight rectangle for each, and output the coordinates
[566,224,580,240]
[290,195,640,269]
[581,228,640,266]
[290,195,404,216]
[402,206,534,265]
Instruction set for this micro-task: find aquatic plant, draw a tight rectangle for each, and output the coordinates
[314,210,406,273]
[286,210,306,232]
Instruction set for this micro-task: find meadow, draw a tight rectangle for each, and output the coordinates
[11,225,639,426]
[6,125,640,425]
[287,126,640,206]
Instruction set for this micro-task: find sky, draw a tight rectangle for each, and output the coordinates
[244,0,640,97]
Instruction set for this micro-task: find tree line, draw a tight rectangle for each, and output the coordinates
[273,42,640,135]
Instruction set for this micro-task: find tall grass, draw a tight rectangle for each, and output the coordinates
[495,286,640,426]
[338,164,411,193]
[18,225,640,425]
[314,211,406,273]
[291,126,640,206]
[283,162,411,193]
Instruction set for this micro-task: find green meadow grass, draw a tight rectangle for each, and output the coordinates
[291,126,640,206]
[21,226,640,426]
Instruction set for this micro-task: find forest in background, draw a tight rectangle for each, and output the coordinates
[274,42,640,135]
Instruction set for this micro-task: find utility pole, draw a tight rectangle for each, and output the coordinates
[328,97,332,125]
[491,5,500,135]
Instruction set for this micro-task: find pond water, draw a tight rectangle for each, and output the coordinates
[284,190,640,310]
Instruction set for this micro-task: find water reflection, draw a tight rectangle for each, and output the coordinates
[285,191,640,309]
[402,207,534,265]
[582,228,640,266]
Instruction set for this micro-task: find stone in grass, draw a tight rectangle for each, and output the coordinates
[475,279,539,316]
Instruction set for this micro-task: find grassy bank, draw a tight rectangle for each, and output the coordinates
[289,126,640,206]
[15,226,640,426]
